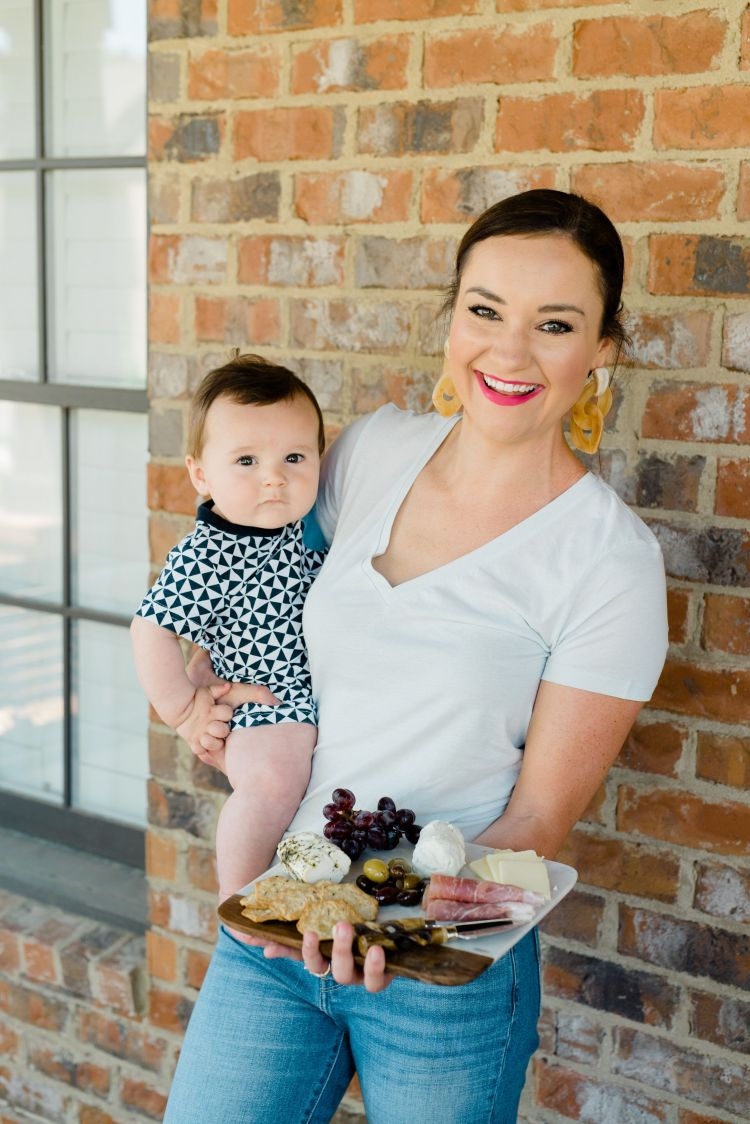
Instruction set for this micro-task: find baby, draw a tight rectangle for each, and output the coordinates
[131,354,326,900]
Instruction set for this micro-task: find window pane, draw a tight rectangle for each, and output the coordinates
[47,167,147,388]
[0,401,63,601]
[0,171,39,379]
[72,619,148,827]
[0,606,64,802]
[46,0,146,157]
[71,409,149,614]
[0,0,36,159]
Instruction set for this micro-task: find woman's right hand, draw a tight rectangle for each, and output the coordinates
[263,924,393,993]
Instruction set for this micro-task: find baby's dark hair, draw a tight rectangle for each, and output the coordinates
[187,354,325,458]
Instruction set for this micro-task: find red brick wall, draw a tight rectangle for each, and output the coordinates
[0,890,168,1122]
[6,2,747,1122]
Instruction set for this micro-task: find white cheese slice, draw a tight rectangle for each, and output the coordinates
[487,857,551,899]
[469,849,551,899]
[467,856,494,881]
[486,848,541,862]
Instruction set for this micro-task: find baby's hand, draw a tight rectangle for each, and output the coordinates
[223,682,281,709]
[185,648,281,710]
[177,685,232,773]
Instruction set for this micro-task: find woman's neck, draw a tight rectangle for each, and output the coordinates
[432,416,586,506]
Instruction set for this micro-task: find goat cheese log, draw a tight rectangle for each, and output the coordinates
[277,832,351,884]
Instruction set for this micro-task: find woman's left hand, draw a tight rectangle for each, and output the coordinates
[264,924,392,993]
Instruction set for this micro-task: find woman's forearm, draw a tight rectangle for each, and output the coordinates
[472,810,562,860]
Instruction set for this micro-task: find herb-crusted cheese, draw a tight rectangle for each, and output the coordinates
[277,832,351,884]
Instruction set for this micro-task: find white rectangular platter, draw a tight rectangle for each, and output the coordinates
[229,841,577,968]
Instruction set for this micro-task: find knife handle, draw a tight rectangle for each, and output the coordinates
[353,920,449,955]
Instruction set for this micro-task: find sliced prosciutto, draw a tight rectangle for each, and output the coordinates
[424,898,537,924]
[422,874,544,909]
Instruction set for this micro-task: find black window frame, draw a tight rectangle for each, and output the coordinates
[0,0,148,868]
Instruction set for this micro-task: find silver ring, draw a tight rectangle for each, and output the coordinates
[307,962,331,979]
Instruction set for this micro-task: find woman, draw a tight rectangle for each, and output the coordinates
[165,190,668,1124]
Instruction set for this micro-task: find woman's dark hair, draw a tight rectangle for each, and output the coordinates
[445,189,629,355]
[187,353,325,458]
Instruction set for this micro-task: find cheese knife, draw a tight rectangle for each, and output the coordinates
[353,915,527,954]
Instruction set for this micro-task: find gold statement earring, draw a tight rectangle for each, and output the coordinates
[569,367,613,454]
[432,340,462,417]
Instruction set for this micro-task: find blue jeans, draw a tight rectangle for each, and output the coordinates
[164,925,541,1124]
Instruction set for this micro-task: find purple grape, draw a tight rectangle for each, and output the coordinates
[396,808,415,829]
[323,802,349,822]
[332,787,356,812]
[367,825,387,849]
[377,809,397,829]
[324,820,352,842]
[341,836,363,860]
[377,796,396,813]
[384,828,401,850]
[350,829,367,846]
[404,824,422,845]
[352,810,374,830]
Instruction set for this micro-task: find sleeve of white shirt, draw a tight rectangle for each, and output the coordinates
[542,539,668,701]
[314,413,374,545]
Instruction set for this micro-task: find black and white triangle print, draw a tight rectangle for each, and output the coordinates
[136,517,326,721]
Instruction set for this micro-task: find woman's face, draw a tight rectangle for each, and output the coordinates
[446,233,611,449]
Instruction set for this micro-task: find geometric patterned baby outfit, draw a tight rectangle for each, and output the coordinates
[134,502,326,730]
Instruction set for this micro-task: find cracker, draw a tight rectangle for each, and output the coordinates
[241,876,379,926]
[252,877,319,920]
[296,900,364,940]
[319,882,379,921]
[238,886,279,923]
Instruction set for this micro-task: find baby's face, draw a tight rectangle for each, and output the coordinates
[186,394,321,528]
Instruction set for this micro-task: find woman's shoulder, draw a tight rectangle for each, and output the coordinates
[328,404,447,473]
[590,475,659,544]
[349,403,445,444]
[577,472,662,555]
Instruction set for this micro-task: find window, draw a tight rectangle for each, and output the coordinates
[0,0,148,866]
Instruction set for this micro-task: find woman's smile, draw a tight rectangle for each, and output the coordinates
[475,370,544,406]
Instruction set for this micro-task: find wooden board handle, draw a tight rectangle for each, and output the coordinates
[218,896,492,987]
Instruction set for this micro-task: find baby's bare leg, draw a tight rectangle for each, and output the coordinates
[217,723,316,901]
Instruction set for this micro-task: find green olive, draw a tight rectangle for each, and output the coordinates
[388,859,411,878]
[402,873,421,891]
[363,858,390,884]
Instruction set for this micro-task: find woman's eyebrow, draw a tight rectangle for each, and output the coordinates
[465,287,586,317]
[466,286,505,303]
[539,303,587,316]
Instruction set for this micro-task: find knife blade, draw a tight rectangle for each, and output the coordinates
[353,916,521,954]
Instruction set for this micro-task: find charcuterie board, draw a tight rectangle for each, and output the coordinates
[218,844,577,986]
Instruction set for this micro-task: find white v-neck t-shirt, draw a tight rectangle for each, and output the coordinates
[287,405,668,842]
